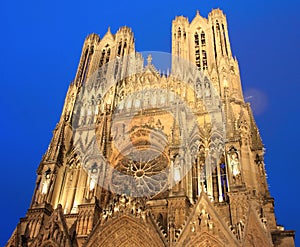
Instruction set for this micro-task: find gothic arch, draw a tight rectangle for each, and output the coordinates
[85,215,165,247]
[189,232,224,247]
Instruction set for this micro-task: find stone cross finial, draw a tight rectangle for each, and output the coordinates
[147,54,152,65]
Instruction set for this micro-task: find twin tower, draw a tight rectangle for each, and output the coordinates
[7,9,295,247]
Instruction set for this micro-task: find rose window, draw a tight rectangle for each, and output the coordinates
[111,150,169,197]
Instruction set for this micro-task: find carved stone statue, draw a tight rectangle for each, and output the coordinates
[205,81,211,98]
[173,154,181,183]
[230,152,240,178]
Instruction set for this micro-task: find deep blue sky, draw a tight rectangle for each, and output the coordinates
[0,0,299,245]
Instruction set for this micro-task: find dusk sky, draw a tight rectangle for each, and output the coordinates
[0,0,299,245]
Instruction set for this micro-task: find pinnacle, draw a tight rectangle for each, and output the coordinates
[147,54,152,65]
[106,26,111,34]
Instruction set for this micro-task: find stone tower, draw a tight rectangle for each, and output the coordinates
[6,9,295,247]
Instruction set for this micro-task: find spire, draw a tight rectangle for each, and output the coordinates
[103,26,114,40]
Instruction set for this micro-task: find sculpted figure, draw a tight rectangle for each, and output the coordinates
[230,152,240,177]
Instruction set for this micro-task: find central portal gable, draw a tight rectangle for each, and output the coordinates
[177,192,239,246]
[84,214,166,247]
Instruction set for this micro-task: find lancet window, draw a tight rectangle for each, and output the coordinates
[195,33,201,69]
[79,46,94,83]
[222,24,229,56]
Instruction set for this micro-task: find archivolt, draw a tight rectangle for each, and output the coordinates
[188,231,224,247]
[85,215,165,247]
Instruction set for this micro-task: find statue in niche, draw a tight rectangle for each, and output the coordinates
[125,98,132,109]
[229,152,241,178]
[160,90,166,104]
[41,168,52,198]
[155,119,163,130]
[239,120,249,145]
[86,163,99,199]
[88,115,94,125]
[40,180,48,197]
[118,99,124,110]
[173,154,181,183]
[198,212,203,226]
[195,79,202,98]
[173,151,185,186]
[191,145,197,160]
[191,221,196,232]
[97,93,102,104]
[198,145,206,162]
[148,117,155,128]
[90,95,95,106]
[119,90,124,101]
[134,95,141,109]
[88,175,96,192]
[144,91,150,106]
[198,208,212,230]
[205,81,211,98]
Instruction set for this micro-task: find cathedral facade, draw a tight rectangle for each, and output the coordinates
[7,9,295,247]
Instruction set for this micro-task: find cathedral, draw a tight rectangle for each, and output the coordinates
[7,9,295,247]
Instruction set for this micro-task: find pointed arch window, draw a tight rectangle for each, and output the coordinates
[216,20,224,55]
[178,27,181,38]
[222,24,229,56]
[202,50,208,70]
[195,33,199,46]
[216,20,220,31]
[82,46,93,83]
[98,45,110,79]
[99,45,111,68]
[211,156,229,202]
[201,31,206,46]
[194,33,201,70]
[219,162,228,202]
[79,48,89,81]
[105,48,111,63]
[99,49,106,67]
[122,42,127,56]
[212,26,217,58]
[117,41,122,56]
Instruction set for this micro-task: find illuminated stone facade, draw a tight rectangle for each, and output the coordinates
[7,9,295,247]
